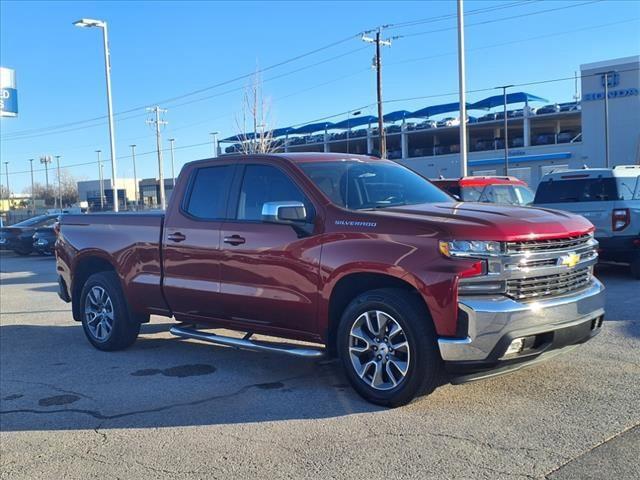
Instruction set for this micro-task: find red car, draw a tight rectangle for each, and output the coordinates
[56,154,604,406]
[432,176,535,206]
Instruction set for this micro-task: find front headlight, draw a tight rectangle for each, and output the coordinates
[439,240,503,258]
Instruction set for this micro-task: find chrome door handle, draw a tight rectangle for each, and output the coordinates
[167,232,186,242]
[223,235,246,246]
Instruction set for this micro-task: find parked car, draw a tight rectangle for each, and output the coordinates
[536,104,560,115]
[473,138,494,151]
[431,176,535,206]
[415,120,437,130]
[32,225,58,255]
[559,102,580,112]
[386,125,402,134]
[534,165,640,278]
[533,133,556,145]
[478,112,497,122]
[57,153,604,407]
[436,117,459,128]
[557,130,578,144]
[0,214,59,255]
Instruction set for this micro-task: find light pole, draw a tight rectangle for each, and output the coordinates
[210,131,219,157]
[168,138,176,187]
[457,0,468,176]
[96,150,104,210]
[3,162,9,207]
[74,18,119,212]
[495,84,514,175]
[39,155,51,191]
[55,155,62,210]
[603,71,611,168]
[29,159,35,213]
[130,145,138,209]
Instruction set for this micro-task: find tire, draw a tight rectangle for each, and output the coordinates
[14,247,32,256]
[80,271,140,351]
[337,288,442,407]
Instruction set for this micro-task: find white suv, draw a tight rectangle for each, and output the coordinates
[534,165,640,278]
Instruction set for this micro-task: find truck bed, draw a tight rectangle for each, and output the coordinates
[57,212,170,318]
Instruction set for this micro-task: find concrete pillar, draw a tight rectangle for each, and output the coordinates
[401,121,409,159]
[367,128,373,154]
[523,100,531,147]
[555,120,561,144]
[433,134,439,156]
[284,135,289,153]
[324,129,330,153]
[494,127,501,150]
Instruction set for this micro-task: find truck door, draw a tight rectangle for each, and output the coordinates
[219,163,321,336]
[162,163,237,320]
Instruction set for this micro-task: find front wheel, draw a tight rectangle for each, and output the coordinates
[337,288,442,407]
[80,271,140,351]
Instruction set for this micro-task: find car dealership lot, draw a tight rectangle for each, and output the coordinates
[0,252,638,480]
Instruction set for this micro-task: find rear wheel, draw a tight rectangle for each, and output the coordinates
[80,271,140,351]
[337,288,442,407]
[14,246,32,256]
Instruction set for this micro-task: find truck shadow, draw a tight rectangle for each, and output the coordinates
[0,322,386,431]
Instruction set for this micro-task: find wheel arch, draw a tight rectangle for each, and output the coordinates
[325,270,432,357]
[71,252,118,322]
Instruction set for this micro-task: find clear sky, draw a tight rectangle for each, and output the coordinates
[1,0,639,192]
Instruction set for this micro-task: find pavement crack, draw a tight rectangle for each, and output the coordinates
[0,373,308,422]
[3,379,95,401]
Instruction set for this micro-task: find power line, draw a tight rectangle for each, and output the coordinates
[0,0,566,141]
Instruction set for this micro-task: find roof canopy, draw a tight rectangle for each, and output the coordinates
[411,102,470,119]
[331,115,378,130]
[291,121,335,134]
[469,92,548,110]
[221,92,552,142]
[383,110,412,122]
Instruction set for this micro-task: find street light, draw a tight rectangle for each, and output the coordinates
[29,159,35,213]
[495,84,514,175]
[74,18,119,212]
[130,145,138,209]
[168,138,176,187]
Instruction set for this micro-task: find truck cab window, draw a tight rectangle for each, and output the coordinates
[237,165,309,221]
[185,165,235,219]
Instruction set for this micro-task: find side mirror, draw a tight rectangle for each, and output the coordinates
[262,201,307,223]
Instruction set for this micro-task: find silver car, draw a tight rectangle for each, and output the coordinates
[534,165,640,278]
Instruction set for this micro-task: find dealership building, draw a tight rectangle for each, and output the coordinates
[223,56,639,187]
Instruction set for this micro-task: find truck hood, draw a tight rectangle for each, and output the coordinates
[374,202,594,241]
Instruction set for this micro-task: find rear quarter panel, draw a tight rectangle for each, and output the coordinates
[57,214,169,316]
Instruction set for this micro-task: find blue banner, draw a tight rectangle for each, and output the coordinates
[0,87,18,116]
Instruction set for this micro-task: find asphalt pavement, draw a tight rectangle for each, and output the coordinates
[1,252,638,479]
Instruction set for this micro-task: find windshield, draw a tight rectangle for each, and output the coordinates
[298,161,453,209]
[534,178,620,203]
[11,215,55,227]
[460,184,534,205]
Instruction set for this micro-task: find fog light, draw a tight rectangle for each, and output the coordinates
[505,338,525,355]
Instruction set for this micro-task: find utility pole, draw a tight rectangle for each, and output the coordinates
[29,159,35,213]
[210,131,219,157]
[362,27,393,158]
[457,0,468,177]
[168,138,176,187]
[40,155,52,191]
[495,85,514,175]
[3,162,9,206]
[603,71,610,168]
[96,150,104,210]
[147,106,168,209]
[130,145,139,209]
[55,155,63,210]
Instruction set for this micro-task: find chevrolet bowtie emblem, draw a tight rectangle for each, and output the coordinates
[559,252,580,268]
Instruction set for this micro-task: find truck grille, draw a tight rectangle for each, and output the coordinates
[506,266,592,300]
[506,233,592,253]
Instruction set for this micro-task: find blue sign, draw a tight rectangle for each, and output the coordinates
[583,88,639,101]
[601,71,620,88]
[0,87,18,116]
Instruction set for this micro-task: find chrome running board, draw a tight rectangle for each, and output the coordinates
[169,324,325,359]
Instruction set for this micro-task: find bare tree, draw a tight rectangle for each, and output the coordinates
[234,71,279,154]
[27,169,79,207]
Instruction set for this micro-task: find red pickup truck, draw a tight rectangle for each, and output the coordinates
[56,153,605,406]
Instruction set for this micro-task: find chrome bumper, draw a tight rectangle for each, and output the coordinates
[438,278,605,363]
